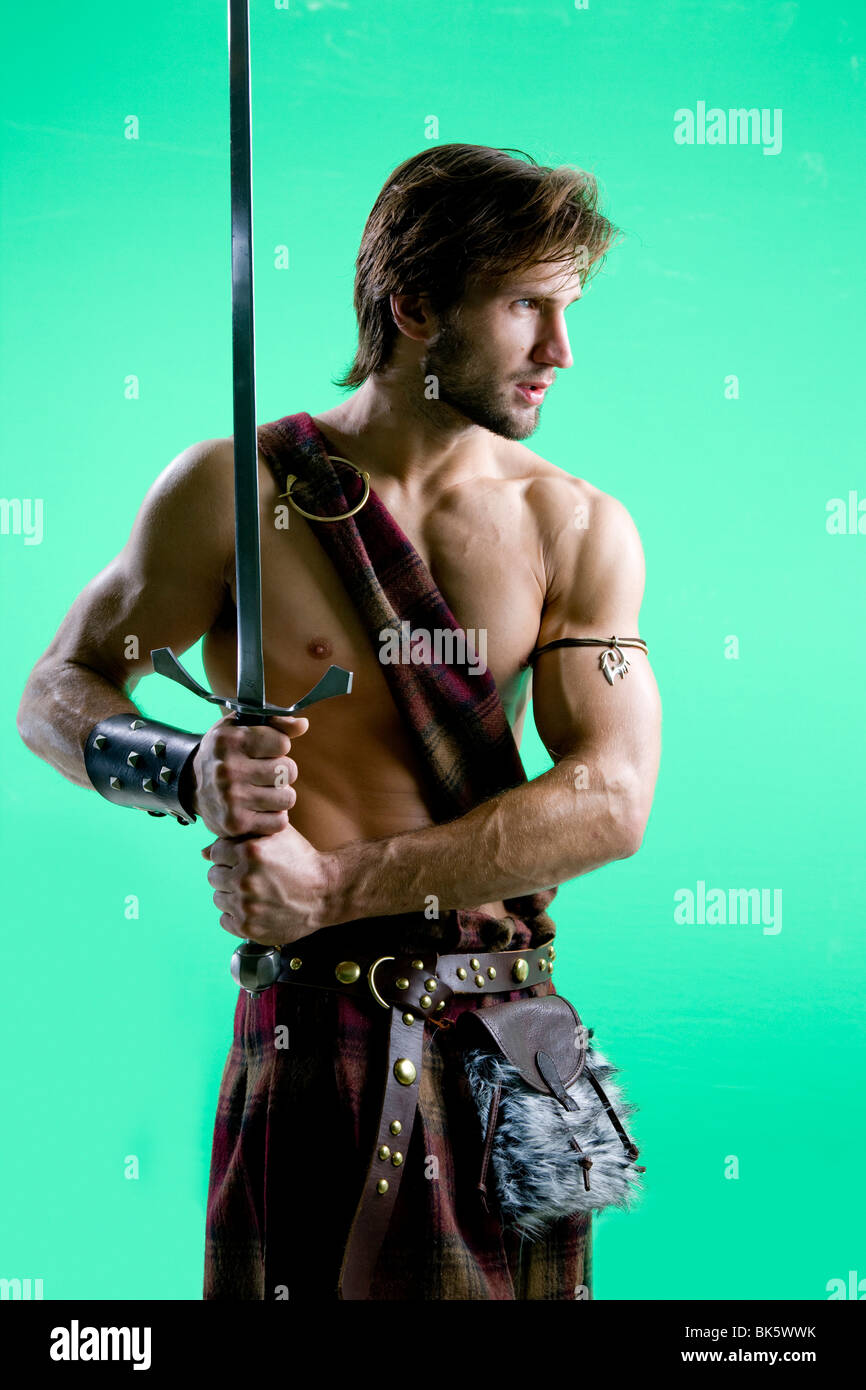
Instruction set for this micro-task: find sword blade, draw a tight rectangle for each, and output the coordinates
[228,0,265,716]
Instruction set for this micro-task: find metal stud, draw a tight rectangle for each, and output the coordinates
[469,958,480,970]
[158,767,172,784]
[424,978,437,991]
[391,1152,403,1167]
[142,778,155,792]
[435,1001,445,1013]
[410,959,424,969]
[335,960,361,984]
[487,966,496,979]
[512,958,529,983]
[378,1145,391,1161]
[474,974,484,988]
[394,1058,417,1086]
[289,957,302,971]
[402,1012,415,1026]
[377,1179,389,1195]
[395,977,410,991]
[389,1120,402,1136]
[130,719,146,730]
[109,776,122,790]
[94,735,108,750]
[151,740,166,757]
[419,994,432,1010]
[127,751,141,767]
[539,959,548,972]
[548,945,556,960]
[456,967,467,981]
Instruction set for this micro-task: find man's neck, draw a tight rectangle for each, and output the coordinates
[311,378,500,493]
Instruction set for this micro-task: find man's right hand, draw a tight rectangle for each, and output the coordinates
[187,713,309,838]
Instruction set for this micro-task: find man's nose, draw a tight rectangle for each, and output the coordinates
[534,318,573,370]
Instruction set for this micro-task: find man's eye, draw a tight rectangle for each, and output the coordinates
[514,298,536,309]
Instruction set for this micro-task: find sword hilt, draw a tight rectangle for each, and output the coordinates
[151,645,353,995]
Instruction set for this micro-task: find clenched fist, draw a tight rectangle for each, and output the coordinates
[187,713,308,838]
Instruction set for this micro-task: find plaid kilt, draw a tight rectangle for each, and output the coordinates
[203,911,592,1301]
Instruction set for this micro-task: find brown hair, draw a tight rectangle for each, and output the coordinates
[332,143,621,390]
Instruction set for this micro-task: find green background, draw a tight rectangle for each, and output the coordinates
[2,0,864,1301]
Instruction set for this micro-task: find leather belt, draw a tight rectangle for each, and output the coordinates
[273,939,556,1299]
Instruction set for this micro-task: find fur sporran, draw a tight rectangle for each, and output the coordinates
[458,995,645,1240]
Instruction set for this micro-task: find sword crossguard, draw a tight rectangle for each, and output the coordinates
[150,646,353,716]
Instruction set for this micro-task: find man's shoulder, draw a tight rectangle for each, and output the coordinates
[501,438,637,542]
[148,435,281,503]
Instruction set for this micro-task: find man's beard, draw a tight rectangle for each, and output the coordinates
[418,311,542,442]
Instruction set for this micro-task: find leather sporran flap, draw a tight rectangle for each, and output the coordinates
[457,995,646,1239]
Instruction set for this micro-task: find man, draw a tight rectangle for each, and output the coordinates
[17,144,661,1300]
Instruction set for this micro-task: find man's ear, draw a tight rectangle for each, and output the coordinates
[390,291,435,341]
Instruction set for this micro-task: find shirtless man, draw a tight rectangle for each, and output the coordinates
[17,262,660,939]
[17,144,661,1300]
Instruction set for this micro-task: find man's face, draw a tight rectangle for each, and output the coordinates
[418,260,582,441]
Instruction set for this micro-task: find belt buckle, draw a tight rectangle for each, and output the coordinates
[367,955,395,1010]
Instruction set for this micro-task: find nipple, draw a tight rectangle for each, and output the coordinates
[306,635,334,660]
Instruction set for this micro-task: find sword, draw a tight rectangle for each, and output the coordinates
[151,0,352,993]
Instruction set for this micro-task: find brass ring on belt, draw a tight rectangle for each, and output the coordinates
[367,956,395,1009]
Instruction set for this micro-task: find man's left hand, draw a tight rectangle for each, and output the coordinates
[201,824,332,944]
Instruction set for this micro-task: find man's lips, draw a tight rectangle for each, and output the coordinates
[515,382,550,403]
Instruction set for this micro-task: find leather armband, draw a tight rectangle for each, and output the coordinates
[83,714,203,824]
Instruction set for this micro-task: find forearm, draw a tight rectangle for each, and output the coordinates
[323,754,641,925]
[17,658,138,787]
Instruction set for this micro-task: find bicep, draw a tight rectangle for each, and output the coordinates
[34,439,235,691]
[531,490,661,813]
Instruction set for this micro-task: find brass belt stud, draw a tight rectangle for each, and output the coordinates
[469,958,480,970]
[377,1179,389,1195]
[456,967,467,981]
[390,1152,403,1167]
[389,1120,402,1136]
[410,959,424,969]
[395,976,410,991]
[487,966,496,979]
[511,958,529,983]
[289,957,303,971]
[539,959,548,972]
[394,1058,417,1086]
[335,960,361,985]
[474,974,484,988]
[402,1012,415,1026]
[424,978,437,991]
[378,1145,391,1161]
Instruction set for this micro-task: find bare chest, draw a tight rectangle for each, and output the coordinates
[203,466,544,732]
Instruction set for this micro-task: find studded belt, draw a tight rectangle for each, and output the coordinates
[273,939,556,1300]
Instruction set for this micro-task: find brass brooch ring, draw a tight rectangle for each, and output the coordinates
[279,455,370,522]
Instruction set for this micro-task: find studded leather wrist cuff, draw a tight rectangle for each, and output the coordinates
[83,713,203,824]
